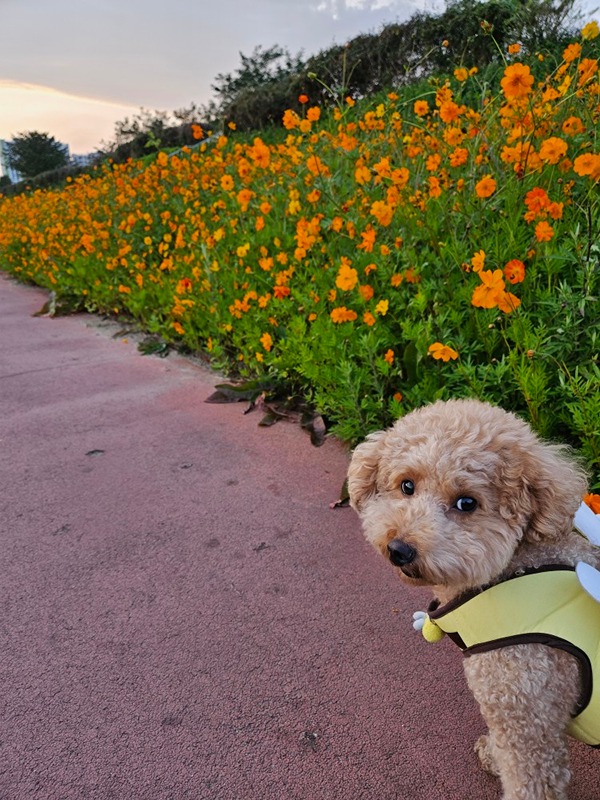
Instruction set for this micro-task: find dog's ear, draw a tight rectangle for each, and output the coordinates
[499,439,588,543]
[347,430,387,513]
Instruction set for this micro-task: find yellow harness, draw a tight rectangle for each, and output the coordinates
[422,566,600,746]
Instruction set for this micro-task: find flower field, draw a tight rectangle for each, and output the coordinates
[1,28,599,484]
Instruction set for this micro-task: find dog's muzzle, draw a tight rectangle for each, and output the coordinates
[387,539,417,567]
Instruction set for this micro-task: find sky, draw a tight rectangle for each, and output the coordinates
[0,0,434,157]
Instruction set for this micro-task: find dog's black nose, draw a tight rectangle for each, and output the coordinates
[387,539,416,567]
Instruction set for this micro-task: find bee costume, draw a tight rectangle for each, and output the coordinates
[416,563,600,747]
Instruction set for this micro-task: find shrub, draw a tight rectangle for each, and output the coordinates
[0,28,598,486]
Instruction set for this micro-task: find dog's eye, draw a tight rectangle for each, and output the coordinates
[400,479,415,496]
[454,496,478,513]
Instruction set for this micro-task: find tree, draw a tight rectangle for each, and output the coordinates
[6,132,69,179]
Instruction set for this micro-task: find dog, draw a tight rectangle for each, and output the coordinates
[347,398,598,800]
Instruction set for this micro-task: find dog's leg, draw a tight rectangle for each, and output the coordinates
[464,645,580,800]
[474,734,500,776]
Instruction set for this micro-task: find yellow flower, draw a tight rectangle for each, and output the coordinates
[428,343,459,361]
[375,299,389,316]
[582,20,599,40]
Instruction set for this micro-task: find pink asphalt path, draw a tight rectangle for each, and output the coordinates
[0,273,597,800]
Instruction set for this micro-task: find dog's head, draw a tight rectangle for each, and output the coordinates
[347,399,587,594]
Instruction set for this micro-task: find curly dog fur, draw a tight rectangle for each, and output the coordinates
[348,398,597,800]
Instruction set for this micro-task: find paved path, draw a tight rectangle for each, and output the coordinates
[0,274,596,800]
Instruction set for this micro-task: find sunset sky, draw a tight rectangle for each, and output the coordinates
[1,0,596,160]
[0,0,428,156]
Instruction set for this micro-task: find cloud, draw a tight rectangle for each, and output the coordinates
[314,0,414,17]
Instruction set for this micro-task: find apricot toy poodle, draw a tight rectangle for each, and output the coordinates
[348,399,599,800]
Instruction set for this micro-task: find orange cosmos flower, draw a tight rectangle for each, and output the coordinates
[501,63,534,100]
[584,493,600,514]
[562,116,585,136]
[426,153,442,171]
[508,43,521,54]
[357,226,376,252]
[535,221,554,241]
[578,58,599,86]
[573,153,600,179]
[450,147,469,167]
[330,306,357,323]
[471,269,505,308]
[359,284,374,301]
[363,311,376,327]
[454,67,469,82]
[306,155,329,176]
[539,137,568,165]
[503,259,526,284]
[384,349,395,365]
[282,109,300,129]
[471,250,486,272]
[236,189,254,211]
[414,100,430,116]
[496,291,521,313]
[273,286,291,299]
[563,43,582,63]
[298,94,309,104]
[428,342,459,361]
[306,106,321,121]
[428,176,442,198]
[370,201,394,226]
[260,333,273,352]
[336,262,359,291]
[439,100,462,123]
[524,187,550,215]
[475,174,497,198]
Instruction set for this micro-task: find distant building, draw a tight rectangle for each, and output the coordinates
[0,140,98,184]
[71,152,97,169]
[0,139,22,183]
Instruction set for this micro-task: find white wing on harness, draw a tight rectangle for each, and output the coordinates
[574,501,600,546]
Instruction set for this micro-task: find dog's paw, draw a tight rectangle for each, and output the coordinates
[474,735,499,777]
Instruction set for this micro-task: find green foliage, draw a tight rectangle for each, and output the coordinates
[6,131,69,179]
[0,17,598,491]
[206,0,580,130]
